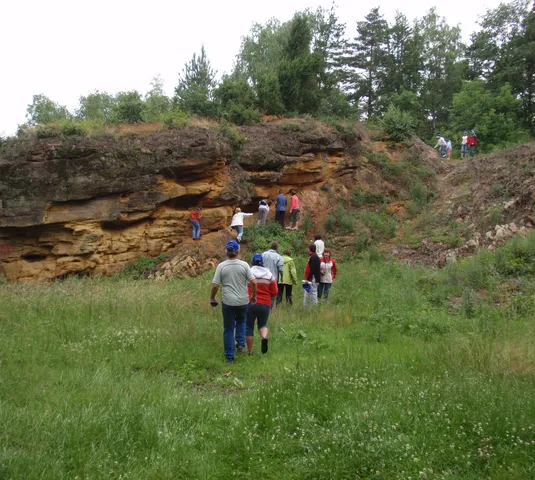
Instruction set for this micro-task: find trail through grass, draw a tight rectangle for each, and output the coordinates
[1,248,535,479]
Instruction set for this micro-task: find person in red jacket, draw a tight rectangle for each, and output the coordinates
[190,206,202,240]
[467,129,478,158]
[318,249,337,300]
[246,253,278,354]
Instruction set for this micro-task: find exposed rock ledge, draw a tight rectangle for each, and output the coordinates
[0,119,356,282]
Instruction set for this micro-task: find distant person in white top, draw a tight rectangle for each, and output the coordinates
[446,139,452,159]
[434,133,447,157]
[461,130,468,158]
[313,234,324,256]
[257,200,269,225]
[230,208,253,242]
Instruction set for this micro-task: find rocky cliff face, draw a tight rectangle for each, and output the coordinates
[0,119,357,282]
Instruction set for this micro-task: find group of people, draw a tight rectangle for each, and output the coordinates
[190,190,302,242]
[210,235,337,363]
[435,130,478,159]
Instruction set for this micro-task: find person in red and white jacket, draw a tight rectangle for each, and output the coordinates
[318,249,337,300]
[246,253,278,355]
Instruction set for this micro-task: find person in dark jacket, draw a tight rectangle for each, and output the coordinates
[303,243,321,306]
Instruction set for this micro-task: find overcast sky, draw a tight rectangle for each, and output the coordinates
[1,0,505,135]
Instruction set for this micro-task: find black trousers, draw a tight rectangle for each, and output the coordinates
[275,210,285,226]
[277,284,293,304]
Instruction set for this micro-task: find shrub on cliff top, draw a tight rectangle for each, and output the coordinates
[380,106,415,142]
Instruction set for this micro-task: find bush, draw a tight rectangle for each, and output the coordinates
[340,214,356,234]
[324,215,335,232]
[360,211,397,240]
[380,106,416,142]
[116,254,169,280]
[281,122,301,132]
[163,109,190,129]
[60,121,86,136]
[36,124,61,139]
[302,213,314,235]
[242,223,305,257]
[220,121,247,150]
[351,189,386,207]
[410,182,430,206]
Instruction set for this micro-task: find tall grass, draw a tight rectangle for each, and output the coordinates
[1,239,535,479]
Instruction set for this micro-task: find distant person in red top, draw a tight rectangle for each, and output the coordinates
[246,253,278,354]
[190,206,202,240]
[287,189,301,231]
[318,249,337,300]
[467,130,478,158]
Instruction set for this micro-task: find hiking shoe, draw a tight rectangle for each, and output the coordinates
[261,338,268,354]
[237,345,246,353]
[227,358,234,364]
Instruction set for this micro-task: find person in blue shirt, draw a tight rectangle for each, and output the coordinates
[275,190,287,227]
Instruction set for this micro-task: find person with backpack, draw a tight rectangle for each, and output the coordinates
[246,254,278,355]
[318,249,337,300]
[277,249,298,305]
[467,130,478,157]
[190,205,202,240]
[434,134,447,157]
[210,240,257,364]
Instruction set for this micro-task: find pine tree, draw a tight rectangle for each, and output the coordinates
[174,46,217,117]
[345,8,390,118]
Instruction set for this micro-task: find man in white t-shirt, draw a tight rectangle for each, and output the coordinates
[313,234,325,257]
[211,240,257,363]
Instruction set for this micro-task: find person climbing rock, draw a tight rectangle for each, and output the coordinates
[190,205,202,240]
[230,207,253,242]
[257,200,269,225]
[434,134,447,157]
[210,240,257,364]
[246,253,278,355]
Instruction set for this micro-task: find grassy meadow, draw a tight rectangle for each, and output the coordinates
[1,235,535,479]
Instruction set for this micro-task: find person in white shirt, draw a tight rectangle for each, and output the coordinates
[313,234,324,256]
[257,200,269,225]
[434,134,447,157]
[461,131,468,158]
[230,208,253,242]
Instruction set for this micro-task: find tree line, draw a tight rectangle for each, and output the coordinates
[23,0,535,152]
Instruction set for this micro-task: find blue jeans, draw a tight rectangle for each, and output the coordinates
[232,225,243,241]
[246,303,271,336]
[317,283,332,300]
[470,145,476,157]
[221,303,247,360]
[439,146,446,157]
[191,220,200,239]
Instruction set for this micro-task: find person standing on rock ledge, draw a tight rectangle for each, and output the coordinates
[210,240,257,364]
[275,189,287,226]
[287,190,300,230]
[230,208,253,242]
[190,206,202,240]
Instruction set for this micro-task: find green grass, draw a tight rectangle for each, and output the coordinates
[1,239,535,478]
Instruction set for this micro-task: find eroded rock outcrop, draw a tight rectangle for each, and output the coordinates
[0,119,355,282]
